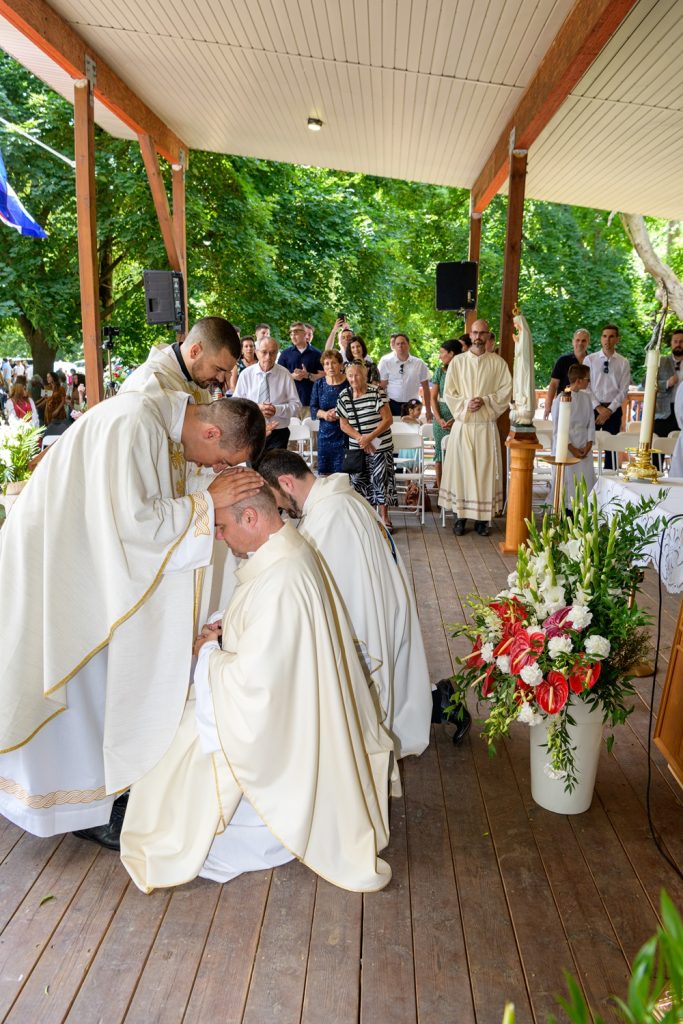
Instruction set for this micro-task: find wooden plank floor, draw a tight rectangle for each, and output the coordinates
[2,512,682,1024]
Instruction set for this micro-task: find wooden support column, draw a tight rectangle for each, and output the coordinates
[465,202,482,333]
[74,77,103,406]
[498,150,527,372]
[172,159,188,336]
[138,134,181,273]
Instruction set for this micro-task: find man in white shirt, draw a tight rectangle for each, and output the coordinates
[584,324,631,469]
[253,323,270,351]
[377,334,432,419]
[234,336,300,449]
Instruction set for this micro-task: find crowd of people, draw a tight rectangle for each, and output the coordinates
[1,358,87,433]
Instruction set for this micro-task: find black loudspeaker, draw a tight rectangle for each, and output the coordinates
[435,261,478,311]
[143,270,185,327]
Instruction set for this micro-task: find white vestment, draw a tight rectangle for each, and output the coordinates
[438,351,512,519]
[551,391,595,504]
[299,474,431,757]
[119,343,238,622]
[671,433,683,477]
[0,376,215,835]
[121,524,393,894]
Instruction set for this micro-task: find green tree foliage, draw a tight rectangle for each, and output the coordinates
[0,52,674,381]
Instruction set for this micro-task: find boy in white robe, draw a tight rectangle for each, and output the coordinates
[258,450,432,758]
[121,489,393,894]
[551,363,595,507]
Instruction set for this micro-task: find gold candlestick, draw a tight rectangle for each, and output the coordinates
[621,442,661,483]
[540,454,581,515]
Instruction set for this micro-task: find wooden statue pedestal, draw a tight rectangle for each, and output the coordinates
[500,431,542,554]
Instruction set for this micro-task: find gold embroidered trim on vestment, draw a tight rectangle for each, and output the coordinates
[192,493,211,537]
[0,776,107,809]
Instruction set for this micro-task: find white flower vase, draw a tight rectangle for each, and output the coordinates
[529,697,603,814]
[0,479,28,519]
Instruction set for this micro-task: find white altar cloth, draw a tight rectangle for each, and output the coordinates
[592,477,683,594]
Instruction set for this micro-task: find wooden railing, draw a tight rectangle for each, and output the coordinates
[535,389,645,430]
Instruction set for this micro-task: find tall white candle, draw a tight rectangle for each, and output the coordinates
[555,395,571,462]
[639,348,660,445]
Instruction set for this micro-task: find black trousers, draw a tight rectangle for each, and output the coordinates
[594,407,622,469]
[653,410,679,469]
[388,399,403,416]
[264,427,290,452]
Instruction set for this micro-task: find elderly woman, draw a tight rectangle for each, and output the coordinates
[430,339,461,492]
[347,335,380,384]
[6,378,39,426]
[310,349,349,475]
[337,359,396,530]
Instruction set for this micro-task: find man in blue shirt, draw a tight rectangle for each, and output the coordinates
[278,322,324,415]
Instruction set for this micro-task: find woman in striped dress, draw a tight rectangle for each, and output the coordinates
[337,360,396,530]
[430,339,461,493]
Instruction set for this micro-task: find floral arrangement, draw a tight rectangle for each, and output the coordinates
[448,481,664,790]
[0,417,44,492]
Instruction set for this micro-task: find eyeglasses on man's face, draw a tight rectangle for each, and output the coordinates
[399,363,404,374]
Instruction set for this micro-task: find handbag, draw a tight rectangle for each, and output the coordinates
[342,396,366,474]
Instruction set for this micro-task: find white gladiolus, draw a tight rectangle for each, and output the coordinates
[520,662,543,687]
[584,634,610,659]
[567,603,593,629]
[548,635,573,660]
[559,539,582,561]
[507,572,519,588]
[496,655,511,674]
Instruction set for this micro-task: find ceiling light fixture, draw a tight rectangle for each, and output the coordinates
[307,117,323,131]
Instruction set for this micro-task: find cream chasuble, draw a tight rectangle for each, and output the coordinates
[439,351,512,519]
[0,376,215,835]
[121,524,393,894]
[119,343,238,625]
[299,474,431,758]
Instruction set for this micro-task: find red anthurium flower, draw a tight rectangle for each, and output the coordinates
[514,679,534,702]
[465,636,484,669]
[568,661,601,694]
[509,628,545,675]
[542,606,572,639]
[536,671,569,714]
[489,598,527,626]
[481,664,496,697]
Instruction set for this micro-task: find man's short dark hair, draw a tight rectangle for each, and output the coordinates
[443,338,464,354]
[201,397,266,462]
[255,323,270,332]
[601,323,620,336]
[186,317,241,360]
[568,364,590,383]
[258,449,313,485]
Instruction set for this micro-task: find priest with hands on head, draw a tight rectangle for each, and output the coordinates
[0,373,266,846]
[121,485,393,895]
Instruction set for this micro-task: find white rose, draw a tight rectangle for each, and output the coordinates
[496,655,511,674]
[520,662,543,687]
[517,701,544,726]
[548,635,573,660]
[480,642,494,664]
[584,634,610,659]
[567,603,593,630]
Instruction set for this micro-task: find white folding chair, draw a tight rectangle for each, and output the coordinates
[654,431,679,475]
[420,421,436,490]
[391,425,425,524]
[287,417,312,465]
[596,431,633,477]
[302,416,318,468]
[440,434,450,527]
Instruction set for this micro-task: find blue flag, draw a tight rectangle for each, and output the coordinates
[0,147,47,238]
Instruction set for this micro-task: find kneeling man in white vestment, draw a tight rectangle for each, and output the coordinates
[258,450,432,758]
[120,487,393,893]
[0,375,265,841]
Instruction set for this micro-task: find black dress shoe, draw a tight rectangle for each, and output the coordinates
[453,518,467,536]
[475,521,490,536]
[447,704,472,745]
[73,792,128,852]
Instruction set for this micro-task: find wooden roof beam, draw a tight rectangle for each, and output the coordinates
[470,0,640,214]
[0,0,187,165]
